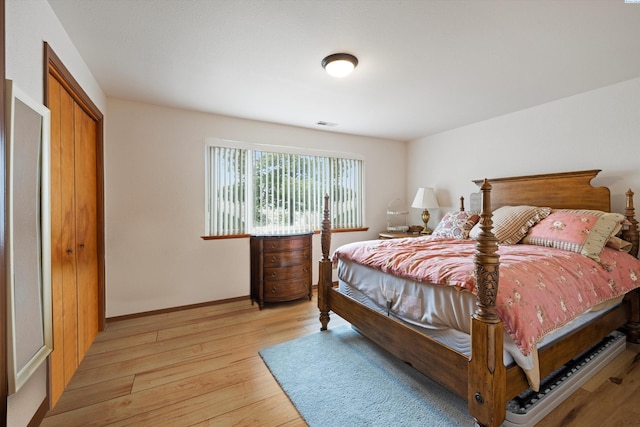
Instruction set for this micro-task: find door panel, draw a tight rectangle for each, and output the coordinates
[48,75,65,405]
[60,81,79,384]
[74,102,99,360]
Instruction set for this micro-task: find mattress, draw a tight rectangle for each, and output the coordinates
[337,258,622,387]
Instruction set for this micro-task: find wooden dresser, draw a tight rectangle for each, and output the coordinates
[250,233,313,309]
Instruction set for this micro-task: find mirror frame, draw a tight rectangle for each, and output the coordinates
[5,79,52,394]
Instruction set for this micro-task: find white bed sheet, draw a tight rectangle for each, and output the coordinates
[337,258,621,377]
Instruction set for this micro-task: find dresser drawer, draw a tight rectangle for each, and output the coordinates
[262,235,310,252]
[263,279,311,302]
[263,264,311,281]
[263,249,310,268]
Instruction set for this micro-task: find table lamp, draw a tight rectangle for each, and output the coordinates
[411,187,439,235]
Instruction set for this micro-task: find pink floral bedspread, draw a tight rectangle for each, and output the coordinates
[333,236,640,356]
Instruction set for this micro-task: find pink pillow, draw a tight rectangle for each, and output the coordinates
[522,210,625,262]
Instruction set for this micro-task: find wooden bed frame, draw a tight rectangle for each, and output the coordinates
[317,170,640,427]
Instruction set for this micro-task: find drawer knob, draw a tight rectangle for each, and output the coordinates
[270,256,277,263]
[271,272,277,278]
[271,286,278,293]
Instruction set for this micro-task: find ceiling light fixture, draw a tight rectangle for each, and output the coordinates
[321,53,358,78]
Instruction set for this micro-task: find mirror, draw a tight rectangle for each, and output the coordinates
[6,79,52,394]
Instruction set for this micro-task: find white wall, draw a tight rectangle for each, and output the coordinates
[6,0,106,111]
[5,0,106,425]
[105,98,406,317]
[407,77,640,227]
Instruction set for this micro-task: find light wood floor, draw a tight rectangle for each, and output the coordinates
[42,290,640,426]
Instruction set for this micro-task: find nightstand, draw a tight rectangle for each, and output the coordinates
[378,232,425,240]
[250,233,312,309]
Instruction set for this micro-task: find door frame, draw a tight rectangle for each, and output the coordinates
[1,0,7,423]
[43,42,106,401]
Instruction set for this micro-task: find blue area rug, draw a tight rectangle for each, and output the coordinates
[259,325,473,426]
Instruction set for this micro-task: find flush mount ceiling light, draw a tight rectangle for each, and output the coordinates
[321,53,358,78]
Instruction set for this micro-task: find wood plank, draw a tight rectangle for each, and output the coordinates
[203,394,305,426]
[76,308,317,373]
[131,343,276,393]
[67,329,268,389]
[581,345,639,392]
[107,370,285,426]
[101,299,254,336]
[42,360,275,426]
[45,376,134,416]
[85,331,158,356]
[77,326,266,371]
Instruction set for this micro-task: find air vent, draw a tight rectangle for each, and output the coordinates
[316,121,338,127]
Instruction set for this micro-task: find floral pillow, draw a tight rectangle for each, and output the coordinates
[522,209,625,263]
[469,205,551,245]
[432,211,480,239]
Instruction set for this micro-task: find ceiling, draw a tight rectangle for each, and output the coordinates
[46,0,640,141]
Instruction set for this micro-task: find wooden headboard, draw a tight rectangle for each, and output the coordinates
[468,169,639,257]
[470,169,610,212]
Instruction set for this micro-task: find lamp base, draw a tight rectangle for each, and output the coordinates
[420,209,432,235]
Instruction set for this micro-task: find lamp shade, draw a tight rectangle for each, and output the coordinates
[411,187,439,209]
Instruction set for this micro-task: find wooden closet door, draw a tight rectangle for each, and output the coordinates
[48,74,100,406]
[46,44,105,409]
[74,102,99,358]
[49,75,80,403]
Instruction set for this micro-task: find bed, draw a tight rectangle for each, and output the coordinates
[317,170,640,427]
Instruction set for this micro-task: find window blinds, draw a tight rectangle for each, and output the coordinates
[207,145,363,236]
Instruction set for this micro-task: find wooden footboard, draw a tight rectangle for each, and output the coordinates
[318,170,640,427]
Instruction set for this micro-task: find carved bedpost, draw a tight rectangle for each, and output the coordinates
[318,194,332,331]
[622,189,640,343]
[468,180,506,427]
[622,189,639,258]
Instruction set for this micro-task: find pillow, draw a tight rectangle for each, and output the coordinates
[522,209,625,262]
[606,236,633,253]
[432,211,480,239]
[469,205,551,245]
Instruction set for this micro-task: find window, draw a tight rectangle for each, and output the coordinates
[206,141,364,236]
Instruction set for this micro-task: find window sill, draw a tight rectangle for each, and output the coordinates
[316,227,369,234]
[201,234,251,240]
[201,227,369,240]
